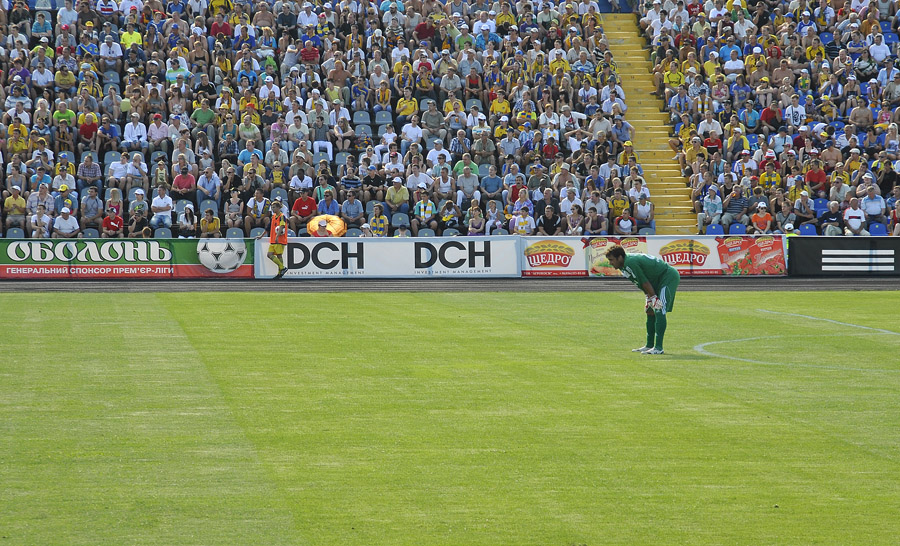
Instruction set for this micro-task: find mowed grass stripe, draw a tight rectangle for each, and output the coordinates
[0,294,297,546]
[162,291,900,545]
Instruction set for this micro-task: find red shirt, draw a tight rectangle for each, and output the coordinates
[102,215,123,232]
[760,107,779,125]
[210,21,231,38]
[79,122,98,139]
[300,47,320,62]
[291,196,317,217]
[414,22,435,41]
[173,173,195,190]
[805,168,827,190]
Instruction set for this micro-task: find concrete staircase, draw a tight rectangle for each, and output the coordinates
[602,14,696,235]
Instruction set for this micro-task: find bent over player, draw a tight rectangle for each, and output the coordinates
[605,245,680,355]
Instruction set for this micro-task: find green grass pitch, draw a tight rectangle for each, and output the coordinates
[1,290,899,545]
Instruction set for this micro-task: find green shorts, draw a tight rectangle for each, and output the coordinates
[656,273,680,315]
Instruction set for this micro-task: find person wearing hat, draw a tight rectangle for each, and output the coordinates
[310,218,332,238]
[52,206,81,238]
[749,202,773,234]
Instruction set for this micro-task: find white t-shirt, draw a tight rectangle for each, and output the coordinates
[54,214,79,234]
[843,207,866,230]
[109,161,129,179]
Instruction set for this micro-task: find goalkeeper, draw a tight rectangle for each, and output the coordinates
[605,245,680,355]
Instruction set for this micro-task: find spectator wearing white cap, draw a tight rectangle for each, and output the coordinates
[52,206,81,238]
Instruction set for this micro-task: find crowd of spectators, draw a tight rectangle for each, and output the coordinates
[641,0,900,236]
[0,0,660,240]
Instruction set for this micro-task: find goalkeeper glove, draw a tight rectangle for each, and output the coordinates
[649,295,664,312]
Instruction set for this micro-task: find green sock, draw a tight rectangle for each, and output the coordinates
[655,313,667,351]
[646,313,656,348]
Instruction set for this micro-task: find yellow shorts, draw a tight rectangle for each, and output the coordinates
[269,243,284,255]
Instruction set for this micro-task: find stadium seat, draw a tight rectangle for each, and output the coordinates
[356,124,373,137]
[391,212,410,226]
[378,124,390,137]
[829,120,845,132]
[465,99,483,112]
[493,228,509,235]
[335,152,351,165]
[819,32,834,45]
[80,151,96,164]
[175,199,191,214]
[813,198,829,213]
[313,152,330,165]
[425,136,441,150]
[443,228,461,236]
[799,224,818,235]
[127,187,141,202]
[638,227,656,235]
[746,134,758,150]
[860,82,869,97]
[478,164,491,177]
[198,199,219,216]
[6,227,25,239]
[297,227,308,236]
[418,228,436,237]
[287,229,296,237]
[419,98,434,111]
[869,222,888,236]
[103,70,120,84]
[82,228,100,238]
[352,111,371,125]
[104,151,121,166]
[375,111,393,125]
[249,227,266,238]
[150,151,168,164]
[345,228,362,237]
[103,83,120,96]
[271,187,288,203]
[705,224,725,235]
[105,188,114,201]
[884,33,899,45]
[728,223,747,234]
[366,200,383,215]
[154,228,172,238]
[880,21,893,33]
[226,228,244,239]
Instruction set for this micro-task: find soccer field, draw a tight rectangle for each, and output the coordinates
[2,290,899,545]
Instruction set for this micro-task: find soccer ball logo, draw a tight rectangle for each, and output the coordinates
[197,239,247,274]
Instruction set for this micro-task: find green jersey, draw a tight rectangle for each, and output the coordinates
[621,253,679,292]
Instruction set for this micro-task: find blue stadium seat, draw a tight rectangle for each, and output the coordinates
[249,227,266,238]
[154,228,172,238]
[6,227,25,239]
[746,134,759,150]
[175,199,191,214]
[366,200,384,215]
[198,199,219,216]
[813,198,829,212]
[869,222,888,236]
[104,151,121,166]
[335,152,351,165]
[345,228,363,237]
[465,99,483,112]
[127,187,141,202]
[493,228,509,235]
[226,228,244,239]
[352,111,371,125]
[819,32,834,45]
[705,224,724,235]
[478,164,491,177]
[313,152,330,165]
[829,120,845,131]
[638,227,656,235]
[83,228,100,238]
[418,228,436,237]
[391,212,410,226]
[728,223,747,235]
[443,228,461,236]
[150,151,168,164]
[375,111,393,125]
[271,187,288,203]
[356,124,373,136]
[884,32,899,45]
[799,224,818,235]
[860,82,869,97]
[880,21,893,33]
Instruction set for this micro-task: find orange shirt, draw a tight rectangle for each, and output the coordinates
[269,212,288,244]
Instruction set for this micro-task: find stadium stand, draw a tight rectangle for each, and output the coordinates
[0,0,897,242]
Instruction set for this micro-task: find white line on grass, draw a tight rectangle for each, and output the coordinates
[693,333,900,373]
[756,309,900,336]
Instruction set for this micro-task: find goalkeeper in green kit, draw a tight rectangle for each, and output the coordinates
[605,245,680,355]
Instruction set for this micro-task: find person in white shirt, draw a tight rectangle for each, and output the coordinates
[559,188,584,217]
[510,207,535,234]
[259,76,281,100]
[400,116,423,156]
[122,113,149,152]
[843,198,870,235]
[99,35,123,73]
[52,207,80,238]
[150,185,174,229]
[31,204,52,238]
